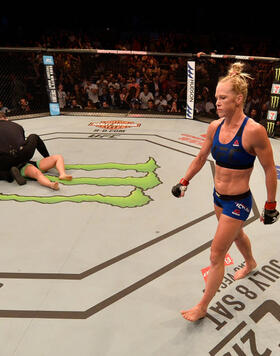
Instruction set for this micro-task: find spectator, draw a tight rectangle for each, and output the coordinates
[72,83,86,107]
[108,76,121,91]
[135,71,143,88]
[126,87,138,108]
[259,102,269,125]
[139,84,154,110]
[244,94,253,116]
[195,87,216,117]
[250,107,259,122]
[70,98,83,109]
[127,76,141,97]
[147,99,155,111]
[0,101,9,114]
[18,98,30,113]
[167,73,179,92]
[85,81,100,108]
[130,98,141,111]
[57,83,67,109]
[96,74,108,96]
[250,88,260,110]
[166,88,174,105]
[119,75,128,90]
[150,74,162,98]
[84,100,96,110]
[99,87,110,108]
[159,72,169,94]
[107,86,121,109]
[119,87,129,109]
[168,92,181,113]
[155,95,168,112]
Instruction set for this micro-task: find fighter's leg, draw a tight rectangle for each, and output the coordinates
[181,209,244,322]
[234,229,257,280]
[38,155,72,181]
[10,166,26,185]
[23,164,59,190]
[17,134,50,163]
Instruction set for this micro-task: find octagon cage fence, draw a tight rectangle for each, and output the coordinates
[0,47,279,137]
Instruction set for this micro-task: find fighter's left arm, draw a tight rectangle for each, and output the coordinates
[250,124,277,203]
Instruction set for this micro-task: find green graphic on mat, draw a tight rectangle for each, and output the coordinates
[0,158,161,208]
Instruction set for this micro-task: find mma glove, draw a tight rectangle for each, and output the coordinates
[261,201,280,225]
[172,178,189,198]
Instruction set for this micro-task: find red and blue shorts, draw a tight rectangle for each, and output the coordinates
[213,189,252,221]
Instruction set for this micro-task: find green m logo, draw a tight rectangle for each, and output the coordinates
[0,158,161,208]
[266,121,276,136]
[271,95,280,109]
[275,67,280,82]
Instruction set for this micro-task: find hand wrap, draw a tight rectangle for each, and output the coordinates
[261,201,279,225]
[172,178,189,198]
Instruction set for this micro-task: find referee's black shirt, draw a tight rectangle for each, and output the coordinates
[0,120,25,154]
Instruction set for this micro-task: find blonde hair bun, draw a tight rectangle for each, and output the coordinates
[219,62,253,103]
[228,62,245,77]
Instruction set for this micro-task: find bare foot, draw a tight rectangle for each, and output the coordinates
[50,182,60,190]
[180,305,207,322]
[59,174,72,181]
[234,261,257,280]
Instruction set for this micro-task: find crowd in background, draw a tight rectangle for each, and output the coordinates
[55,52,189,115]
[0,28,279,125]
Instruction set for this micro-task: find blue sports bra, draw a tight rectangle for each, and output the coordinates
[211,117,256,170]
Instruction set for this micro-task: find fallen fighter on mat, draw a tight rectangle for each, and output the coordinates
[20,155,72,190]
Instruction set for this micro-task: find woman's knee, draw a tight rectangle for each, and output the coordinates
[51,154,62,161]
[235,229,244,241]
[210,248,227,266]
[24,165,40,179]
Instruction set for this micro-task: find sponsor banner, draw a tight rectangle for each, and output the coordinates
[270,95,280,109]
[43,55,54,66]
[275,66,280,82]
[266,64,280,137]
[179,133,206,146]
[88,120,141,131]
[267,110,278,121]
[271,83,280,95]
[267,120,276,136]
[186,61,195,119]
[43,55,60,116]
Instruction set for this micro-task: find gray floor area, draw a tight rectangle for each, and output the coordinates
[0,115,279,355]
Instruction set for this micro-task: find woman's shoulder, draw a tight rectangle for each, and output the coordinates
[246,117,267,136]
[208,117,224,132]
[245,118,269,146]
[206,118,224,141]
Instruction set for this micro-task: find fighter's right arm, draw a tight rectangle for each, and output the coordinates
[182,120,218,182]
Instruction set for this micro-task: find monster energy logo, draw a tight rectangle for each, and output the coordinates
[271,95,280,109]
[0,158,161,208]
[275,66,280,82]
[267,121,276,136]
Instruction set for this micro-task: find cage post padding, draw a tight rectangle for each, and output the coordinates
[186,61,195,119]
[43,55,60,116]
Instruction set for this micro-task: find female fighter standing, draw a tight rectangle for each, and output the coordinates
[172,62,279,322]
